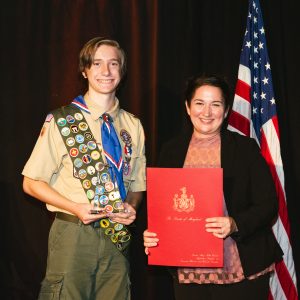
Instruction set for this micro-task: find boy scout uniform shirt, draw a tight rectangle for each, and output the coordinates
[22,97,146,214]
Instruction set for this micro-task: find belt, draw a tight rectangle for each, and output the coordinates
[55,212,100,228]
[56,212,81,224]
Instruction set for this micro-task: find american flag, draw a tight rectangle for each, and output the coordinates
[228,0,298,299]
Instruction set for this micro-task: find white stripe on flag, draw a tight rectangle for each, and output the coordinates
[262,120,286,198]
[237,64,251,85]
[231,94,252,120]
[270,270,286,300]
[272,218,298,286]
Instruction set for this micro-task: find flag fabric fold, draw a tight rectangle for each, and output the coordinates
[228,1,298,299]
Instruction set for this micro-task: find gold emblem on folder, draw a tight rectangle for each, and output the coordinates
[173,187,195,212]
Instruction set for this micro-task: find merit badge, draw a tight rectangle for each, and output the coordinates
[83,179,92,189]
[66,115,75,124]
[70,148,79,157]
[84,132,93,140]
[75,134,84,144]
[87,165,96,175]
[111,234,118,243]
[100,195,109,205]
[120,129,132,144]
[109,191,119,201]
[61,127,70,136]
[104,205,113,213]
[95,162,105,172]
[91,150,100,160]
[100,173,109,183]
[78,169,87,180]
[66,137,75,147]
[114,191,120,199]
[114,223,123,231]
[86,189,95,200]
[87,141,97,150]
[82,154,92,164]
[74,113,83,120]
[105,228,115,235]
[74,158,83,168]
[105,181,114,192]
[120,234,130,243]
[100,219,110,228]
[79,144,88,153]
[113,200,124,211]
[91,176,98,186]
[79,122,88,131]
[95,185,105,195]
[57,118,67,127]
[70,124,79,133]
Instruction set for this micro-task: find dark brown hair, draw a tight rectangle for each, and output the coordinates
[79,37,126,77]
[184,74,232,112]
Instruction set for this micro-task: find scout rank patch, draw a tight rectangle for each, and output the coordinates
[120,129,132,176]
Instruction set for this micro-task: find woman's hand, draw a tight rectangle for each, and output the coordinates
[205,216,237,238]
[143,229,159,255]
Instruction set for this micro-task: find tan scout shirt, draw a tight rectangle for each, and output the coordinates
[22,97,146,214]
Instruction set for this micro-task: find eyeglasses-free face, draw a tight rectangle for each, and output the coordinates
[185,85,228,139]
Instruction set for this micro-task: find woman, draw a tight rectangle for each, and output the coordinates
[144,74,283,300]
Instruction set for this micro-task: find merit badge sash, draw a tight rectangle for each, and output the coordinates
[52,103,131,251]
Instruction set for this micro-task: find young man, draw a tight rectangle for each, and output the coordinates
[22,37,146,299]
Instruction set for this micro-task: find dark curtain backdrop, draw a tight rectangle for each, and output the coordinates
[1,1,299,299]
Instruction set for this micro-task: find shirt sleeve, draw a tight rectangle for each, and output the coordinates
[127,119,146,192]
[22,115,66,183]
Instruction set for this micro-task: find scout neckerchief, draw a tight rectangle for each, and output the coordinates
[101,113,127,201]
[52,96,131,251]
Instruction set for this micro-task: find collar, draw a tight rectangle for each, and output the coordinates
[71,95,120,121]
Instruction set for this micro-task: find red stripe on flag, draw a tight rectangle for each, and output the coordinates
[268,291,274,300]
[271,116,280,139]
[275,260,298,300]
[235,79,251,103]
[228,111,250,136]
[260,131,291,237]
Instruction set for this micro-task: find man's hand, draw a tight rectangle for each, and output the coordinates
[107,202,136,225]
[74,203,107,224]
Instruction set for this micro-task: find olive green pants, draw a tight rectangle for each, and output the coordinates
[38,217,130,300]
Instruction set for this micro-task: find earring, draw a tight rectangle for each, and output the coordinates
[83,73,87,79]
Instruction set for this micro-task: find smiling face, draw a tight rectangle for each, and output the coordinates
[185,85,228,139]
[84,44,121,96]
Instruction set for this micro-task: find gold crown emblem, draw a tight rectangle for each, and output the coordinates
[173,187,195,212]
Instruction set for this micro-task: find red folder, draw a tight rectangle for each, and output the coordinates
[147,167,223,267]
